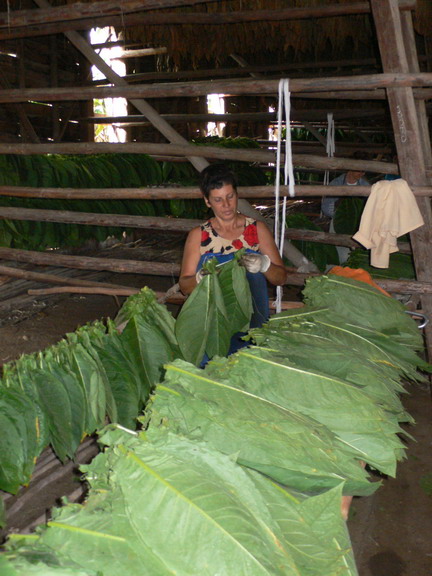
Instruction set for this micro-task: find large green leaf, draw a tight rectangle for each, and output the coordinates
[175,257,252,365]
[148,359,377,496]
[93,327,143,429]
[250,325,410,419]
[249,475,358,576]
[302,275,422,348]
[2,428,357,575]
[333,197,365,235]
[214,347,406,476]
[218,255,253,333]
[175,268,230,364]
[268,306,427,381]
[0,388,39,493]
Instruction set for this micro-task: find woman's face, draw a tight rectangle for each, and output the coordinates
[205,184,238,220]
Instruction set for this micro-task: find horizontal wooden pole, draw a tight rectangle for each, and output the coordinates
[83,109,385,125]
[0,264,134,290]
[285,271,432,295]
[0,206,201,231]
[0,184,431,200]
[0,73,431,104]
[0,0,213,28]
[0,247,181,276]
[283,228,411,254]
[0,143,400,175]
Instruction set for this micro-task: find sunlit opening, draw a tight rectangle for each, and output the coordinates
[90,27,127,143]
[207,94,225,137]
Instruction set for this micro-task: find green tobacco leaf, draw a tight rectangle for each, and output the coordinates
[120,314,180,400]
[269,306,427,381]
[204,271,231,359]
[218,255,253,333]
[221,347,406,476]
[94,330,142,429]
[176,258,251,364]
[68,346,107,434]
[333,197,365,235]
[0,389,39,493]
[30,369,79,463]
[250,475,358,576]
[250,326,409,419]
[3,428,356,576]
[175,273,214,364]
[303,275,422,348]
[148,360,377,496]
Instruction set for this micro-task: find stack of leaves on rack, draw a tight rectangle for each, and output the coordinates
[0,139,267,250]
[0,257,250,518]
[0,273,429,575]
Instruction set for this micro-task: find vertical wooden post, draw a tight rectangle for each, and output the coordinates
[371,0,432,359]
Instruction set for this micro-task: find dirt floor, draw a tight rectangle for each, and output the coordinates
[0,267,431,576]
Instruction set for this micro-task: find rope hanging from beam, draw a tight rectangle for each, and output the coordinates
[274,78,294,312]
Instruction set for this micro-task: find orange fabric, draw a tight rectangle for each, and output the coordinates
[328,266,391,297]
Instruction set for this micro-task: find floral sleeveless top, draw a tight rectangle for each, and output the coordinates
[200,217,259,255]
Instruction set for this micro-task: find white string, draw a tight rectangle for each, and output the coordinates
[323,112,335,186]
[274,78,295,313]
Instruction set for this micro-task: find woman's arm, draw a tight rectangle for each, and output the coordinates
[256,221,287,286]
[179,227,202,295]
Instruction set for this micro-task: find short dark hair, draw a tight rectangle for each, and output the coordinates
[199,163,237,199]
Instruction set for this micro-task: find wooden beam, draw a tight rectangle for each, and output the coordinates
[0,247,181,277]
[0,73,430,104]
[32,0,208,178]
[285,271,432,295]
[0,0,217,29]
[371,0,432,359]
[81,109,387,125]
[0,0,416,40]
[0,142,400,175]
[0,263,136,290]
[0,206,201,232]
[29,0,314,273]
[120,59,382,84]
[2,183,431,200]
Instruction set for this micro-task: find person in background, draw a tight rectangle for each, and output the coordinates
[321,151,370,219]
[321,151,370,264]
[179,163,286,339]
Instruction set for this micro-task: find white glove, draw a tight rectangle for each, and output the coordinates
[239,253,271,274]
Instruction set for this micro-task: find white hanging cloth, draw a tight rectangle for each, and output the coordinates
[323,112,335,186]
[274,78,295,313]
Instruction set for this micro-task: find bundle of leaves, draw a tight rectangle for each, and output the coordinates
[333,197,366,236]
[0,259,250,509]
[1,427,357,576]
[0,147,268,250]
[0,288,180,499]
[0,272,428,575]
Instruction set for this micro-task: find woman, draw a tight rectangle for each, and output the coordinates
[179,163,287,330]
